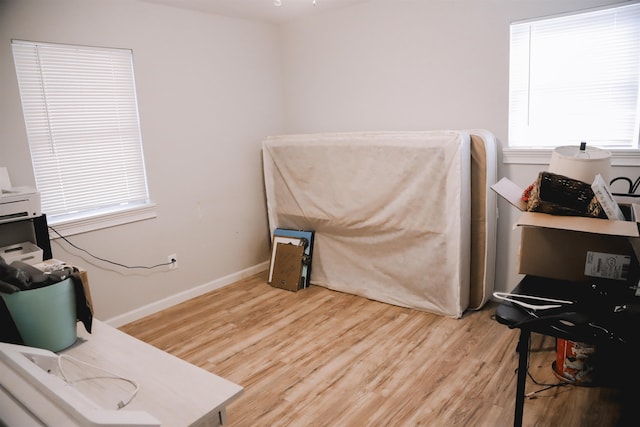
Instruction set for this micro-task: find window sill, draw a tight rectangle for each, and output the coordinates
[48,202,157,239]
[503,148,640,166]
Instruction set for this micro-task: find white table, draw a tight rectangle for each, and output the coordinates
[59,320,243,426]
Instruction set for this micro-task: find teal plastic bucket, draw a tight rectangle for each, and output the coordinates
[1,278,77,352]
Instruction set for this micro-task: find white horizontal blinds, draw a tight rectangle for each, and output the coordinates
[12,40,149,218]
[509,3,640,148]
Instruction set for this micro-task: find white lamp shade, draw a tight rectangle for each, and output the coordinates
[548,145,611,184]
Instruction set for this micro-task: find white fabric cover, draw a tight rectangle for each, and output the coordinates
[263,131,471,317]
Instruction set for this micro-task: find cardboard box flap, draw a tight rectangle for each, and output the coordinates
[490,177,527,211]
[517,211,640,237]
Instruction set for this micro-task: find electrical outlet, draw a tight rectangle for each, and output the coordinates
[168,254,178,270]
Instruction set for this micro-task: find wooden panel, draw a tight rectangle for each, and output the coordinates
[121,272,628,427]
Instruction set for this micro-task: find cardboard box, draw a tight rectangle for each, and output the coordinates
[492,178,640,283]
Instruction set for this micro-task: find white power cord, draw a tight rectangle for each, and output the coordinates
[493,292,574,310]
[56,354,140,409]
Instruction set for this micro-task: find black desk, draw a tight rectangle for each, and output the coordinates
[495,275,640,427]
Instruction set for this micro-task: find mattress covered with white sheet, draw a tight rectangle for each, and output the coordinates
[263,131,473,317]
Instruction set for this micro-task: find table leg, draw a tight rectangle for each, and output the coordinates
[514,329,530,427]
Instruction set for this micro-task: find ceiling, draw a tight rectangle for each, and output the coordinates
[139,0,366,24]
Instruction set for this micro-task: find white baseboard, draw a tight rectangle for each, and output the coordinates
[105,261,269,328]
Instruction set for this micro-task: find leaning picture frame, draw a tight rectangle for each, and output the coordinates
[272,229,315,288]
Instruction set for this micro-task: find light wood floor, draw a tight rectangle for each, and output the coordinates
[120,271,632,426]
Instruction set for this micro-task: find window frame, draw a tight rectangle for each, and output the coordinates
[502,147,640,165]
[11,40,156,237]
[507,3,640,160]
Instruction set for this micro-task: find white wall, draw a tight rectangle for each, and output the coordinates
[1,0,638,321]
[0,0,283,321]
[279,0,640,293]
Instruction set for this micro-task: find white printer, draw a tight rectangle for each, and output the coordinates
[0,167,41,224]
[0,186,41,224]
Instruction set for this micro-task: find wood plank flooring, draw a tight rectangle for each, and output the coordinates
[120,272,632,426]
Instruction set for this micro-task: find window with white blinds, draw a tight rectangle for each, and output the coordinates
[508,2,640,149]
[11,40,151,225]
